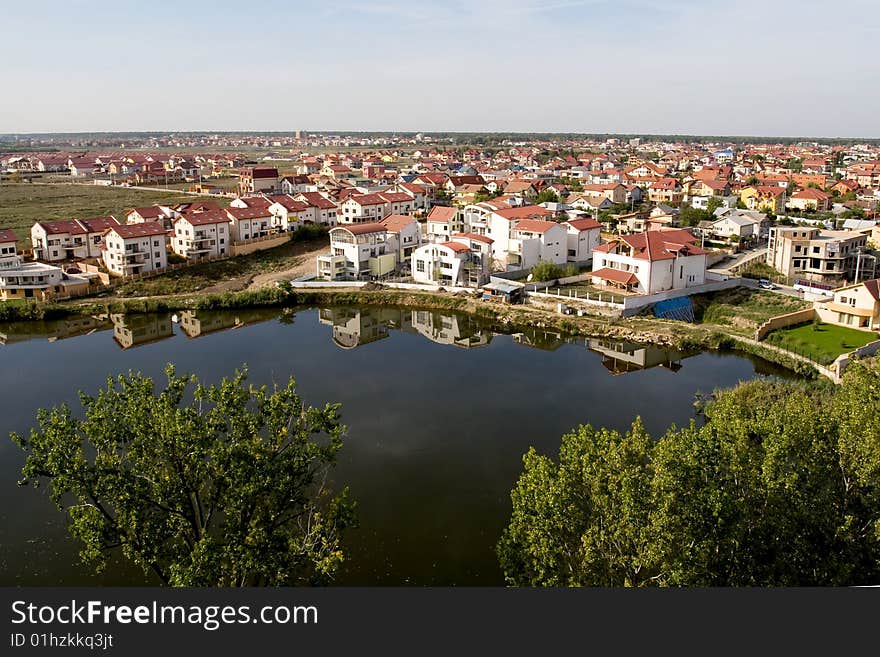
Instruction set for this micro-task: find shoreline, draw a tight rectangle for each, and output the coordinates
[0,285,820,378]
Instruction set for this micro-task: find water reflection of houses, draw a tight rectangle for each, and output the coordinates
[0,315,112,345]
[410,310,492,349]
[174,309,275,338]
[318,307,391,349]
[586,338,686,374]
[111,314,174,349]
[512,329,566,351]
[318,307,492,350]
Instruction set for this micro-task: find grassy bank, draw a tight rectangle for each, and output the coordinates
[766,322,878,364]
[692,287,811,336]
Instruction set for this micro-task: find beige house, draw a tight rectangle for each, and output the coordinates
[814,279,880,331]
[767,227,867,284]
[172,211,231,261]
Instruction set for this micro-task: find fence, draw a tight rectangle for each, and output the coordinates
[754,308,817,341]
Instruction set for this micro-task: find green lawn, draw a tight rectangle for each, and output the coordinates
[692,287,811,336]
[0,183,227,248]
[766,322,879,364]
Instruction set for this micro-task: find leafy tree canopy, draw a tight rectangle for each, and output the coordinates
[499,361,880,586]
[12,364,356,586]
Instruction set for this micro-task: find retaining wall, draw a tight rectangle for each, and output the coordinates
[754,308,817,341]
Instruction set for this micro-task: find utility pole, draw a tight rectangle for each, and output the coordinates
[855,247,862,283]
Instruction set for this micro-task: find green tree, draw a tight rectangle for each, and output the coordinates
[498,370,880,586]
[534,189,560,205]
[11,365,355,586]
[497,420,655,586]
[707,196,723,215]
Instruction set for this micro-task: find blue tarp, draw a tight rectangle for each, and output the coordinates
[653,297,695,322]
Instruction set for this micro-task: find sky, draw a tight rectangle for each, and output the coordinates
[1,0,878,137]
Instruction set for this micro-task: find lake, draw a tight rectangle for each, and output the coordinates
[0,306,797,585]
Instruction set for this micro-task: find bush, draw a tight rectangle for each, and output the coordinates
[530,261,565,281]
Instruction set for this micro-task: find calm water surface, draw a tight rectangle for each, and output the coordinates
[0,306,796,585]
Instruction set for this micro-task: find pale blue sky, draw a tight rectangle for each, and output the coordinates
[1,0,877,137]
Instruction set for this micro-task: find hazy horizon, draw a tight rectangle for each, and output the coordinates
[2,0,878,138]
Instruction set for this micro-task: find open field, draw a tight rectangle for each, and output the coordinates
[766,322,878,364]
[692,287,811,336]
[0,183,227,247]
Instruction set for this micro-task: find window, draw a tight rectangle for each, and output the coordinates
[416,260,425,273]
[155,252,161,258]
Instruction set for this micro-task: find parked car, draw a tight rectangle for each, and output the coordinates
[758,278,776,290]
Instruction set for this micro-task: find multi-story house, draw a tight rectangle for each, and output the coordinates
[814,279,880,331]
[741,185,786,213]
[225,206,273,242]
[509,219,568,269]
[316,223,393,281]
[292,192,338,225]
[766,227,867,284]
[563,218,602,262]
[591,228,707,294]
[0,228,91,300]
[411,232,493,287]
[102,223,169,277]
[31,216,120,262]
[280,174,313,195]
[425,206,464,242]
[647,178,684,205]
[172,211,231,261]
[239,167,279,195]
[126,205,176,228]
[337,193,390,224]
[787,188,832,212]
[380,214,422,263]
[265,195,309,231]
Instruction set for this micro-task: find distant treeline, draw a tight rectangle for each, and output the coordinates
[3,132,879,148]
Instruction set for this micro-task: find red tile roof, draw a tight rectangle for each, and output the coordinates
[178,210,230,226]
[226,206,273,220]
[513,219,560,234]
[332,223,387,236]
[108,223,168,239]
[0,228,18,243]
[452,232,494,244]
[347,193,387,206]
[427,206,457,223]
[77,216,119,233]
[492,205,552,220]
[295,192,337,209]
[439,241,471,254]
[591,267,638,285]
[380,214,417,232]
[564,218,602,231]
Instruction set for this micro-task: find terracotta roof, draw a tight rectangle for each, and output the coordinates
[295,192,337,209]
[451,232,494,244]
[427,206,457,223]
[863,279,880,302]
[77,216,119,233]
[791,188,830,200]
[235,196,273,210]
[37,219,87,236]
[265,195,310,212]
[380,214,417,232]
[379,192,412,203]
[331,223,387,236]
[178,210,230,226]
[439,241,471,254]
[564,218,602,231]
[108,223,168,239]
[493,205,552,220]
[347,193,387,206]
[621,229,706,261]
[226,206,273,220]
[591,267,638,285]
[0,228,18,243]
[513,219,560,234]
[130,206,168,219]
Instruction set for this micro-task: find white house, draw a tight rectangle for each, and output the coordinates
[591,228,707,294]
[509,219,568,269]
[337,193,390,224]
[31,216,120,262]
[463,204,555,270]
[316,223,394,280]
[380,214,422,263]
[425,206,462,242]
[292,192,338,225]
[225,206,274,242]
[172,211,231,261]
[102,223,169,277]
[265,195,309,231]
[563,217,603,262]
[126,205,176,228]
[411,241,472,287]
